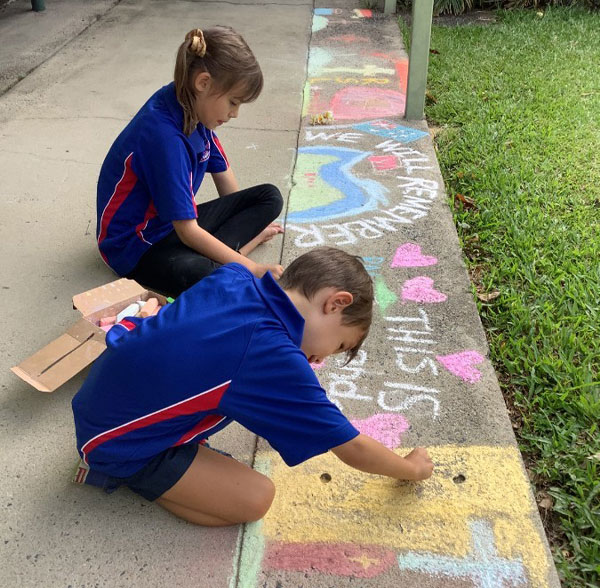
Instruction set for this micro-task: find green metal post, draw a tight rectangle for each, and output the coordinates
[384,0,396,14]
[31,0,45,11]
[404,0,434,120]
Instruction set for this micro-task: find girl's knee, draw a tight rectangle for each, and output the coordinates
[259,183,283,215]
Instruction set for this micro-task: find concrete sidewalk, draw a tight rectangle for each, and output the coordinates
[0,1,560,586]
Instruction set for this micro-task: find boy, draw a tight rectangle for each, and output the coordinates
[72,247,433,526]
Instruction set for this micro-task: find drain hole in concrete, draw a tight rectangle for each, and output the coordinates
[320,473,332,483]
[453,474,466,484]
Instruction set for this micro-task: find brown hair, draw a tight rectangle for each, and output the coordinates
[174,27,263,135]
[278,247,374,363]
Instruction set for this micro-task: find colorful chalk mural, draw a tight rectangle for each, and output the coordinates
[232,8,557,588]
[240,446,551,587]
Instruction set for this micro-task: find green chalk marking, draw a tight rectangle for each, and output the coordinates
[236,455,271,588]
[237,519,265,588]
[375,276,398,315]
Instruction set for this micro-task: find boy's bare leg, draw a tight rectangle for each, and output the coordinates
[239,223,284,256]
[155,444,275,526]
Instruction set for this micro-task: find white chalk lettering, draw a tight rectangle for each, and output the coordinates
[286,224,325,247]
[386,309,433,330]
[394,346,434,354]
[394,352,439,375]
[305,130,339,142]
[396,176,438,198]
[377,382,440,419]
[325,351,370,410]
[376,139,407,153]
[337,132,363,144]
[343,220,384,239]
[321,223,356,245]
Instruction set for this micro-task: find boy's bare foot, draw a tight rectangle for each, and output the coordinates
[240,223,284,256]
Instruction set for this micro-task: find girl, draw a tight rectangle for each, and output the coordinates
[96,27,284,297]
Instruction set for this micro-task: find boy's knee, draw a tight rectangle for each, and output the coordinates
[244,475,275,522]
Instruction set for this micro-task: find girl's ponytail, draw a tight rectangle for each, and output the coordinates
[174,26,263,136]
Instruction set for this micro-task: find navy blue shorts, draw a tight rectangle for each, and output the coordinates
[101,442,232,502]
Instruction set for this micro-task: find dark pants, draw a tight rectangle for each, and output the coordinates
[127,184,283,297]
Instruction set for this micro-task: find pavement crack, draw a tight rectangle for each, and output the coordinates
[278,0,314,265]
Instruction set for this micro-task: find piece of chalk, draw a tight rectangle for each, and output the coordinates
[116,302,140,323]
[166,297,175,304]
[138,298,159,318]
[100,316,116,327]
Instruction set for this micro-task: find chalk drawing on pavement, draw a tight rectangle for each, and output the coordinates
[436,351,485,384]
[263,542,397,578]
[374,275,397,315]
[287,146,388,223]
[391,243,438,268]
[350,413,410,449]
[397,519,527,588]
[353,119,429,143]
[401,276,448,304]
[362,255,385,277]
[245,446,551,587]
[329,87,406,120]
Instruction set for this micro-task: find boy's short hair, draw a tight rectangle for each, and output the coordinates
[278,247,374,362]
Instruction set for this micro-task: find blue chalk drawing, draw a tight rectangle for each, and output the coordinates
[362,256,385,277]
[352,120,428,144]
[397,519,527,588]
[314,8,334,15]
[288,146,389,223]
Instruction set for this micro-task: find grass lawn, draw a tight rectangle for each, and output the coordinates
[411,8,600,586]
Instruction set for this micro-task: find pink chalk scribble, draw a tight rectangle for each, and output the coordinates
[401,276,447,303]
[368,155,398,171]
[350,413,410,449]
[264,542,396,578]
[330,87,405,120]
[310,359,327,370]
[436,351,485,384]
[391,243,438,268]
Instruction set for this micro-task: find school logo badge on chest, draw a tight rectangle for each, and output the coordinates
[199,141,210,163]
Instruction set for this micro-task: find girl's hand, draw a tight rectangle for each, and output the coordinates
[403,447,434,481]
[251,262,284,280]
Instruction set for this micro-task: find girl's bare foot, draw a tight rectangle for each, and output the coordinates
[240,223,284,256]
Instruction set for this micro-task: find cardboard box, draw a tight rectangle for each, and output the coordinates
[11,279,167,393]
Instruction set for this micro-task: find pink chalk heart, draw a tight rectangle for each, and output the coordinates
[391,243,438,268]
[401,276,447,303]
[350,414,410,449]
[436,351,485,383]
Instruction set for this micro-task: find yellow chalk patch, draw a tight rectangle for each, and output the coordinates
[259,445,551,587]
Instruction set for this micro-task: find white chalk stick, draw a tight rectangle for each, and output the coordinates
[116,302,140,323]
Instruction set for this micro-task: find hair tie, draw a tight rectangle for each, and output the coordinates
[185,28,206,57]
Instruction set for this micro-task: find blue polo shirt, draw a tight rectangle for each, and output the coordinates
[96,82,229,275]
[72,264,359,478]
